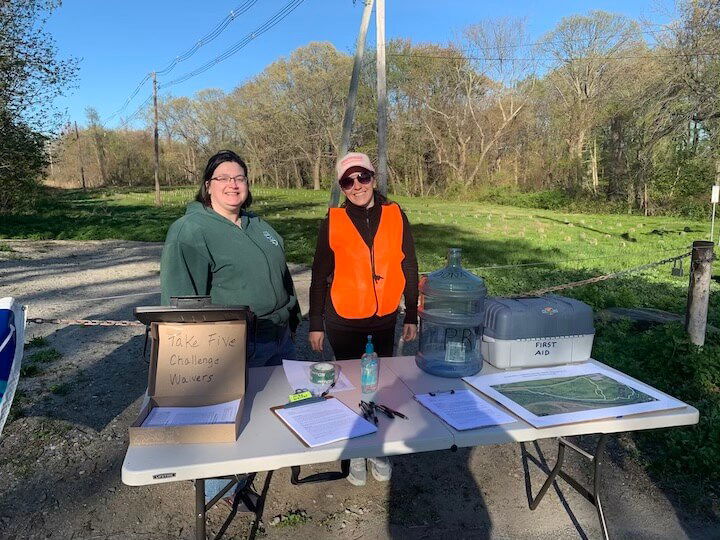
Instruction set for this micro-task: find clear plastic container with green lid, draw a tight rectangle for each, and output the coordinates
[415,248,487,377]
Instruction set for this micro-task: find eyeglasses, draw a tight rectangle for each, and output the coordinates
[211,174,247,184]
[339,171,373,190]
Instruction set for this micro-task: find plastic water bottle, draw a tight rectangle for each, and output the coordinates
[361,335,379,393]
[415,248,487,378]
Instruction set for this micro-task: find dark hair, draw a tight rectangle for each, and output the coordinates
[195,150,253,209]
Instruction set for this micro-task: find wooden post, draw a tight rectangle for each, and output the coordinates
[153,72,161,206]
[685,240,715,346]
[330,0,375,208]
[74,121,86,190]
[375,0,388,196]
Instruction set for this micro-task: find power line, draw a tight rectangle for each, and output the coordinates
[116,95,152,129]
[159,0,307,91]
[155,0,258,76]
[102,1,258,126]
[388,50,720,63]
[102,74,151,126]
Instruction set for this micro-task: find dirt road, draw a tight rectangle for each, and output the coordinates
[0,240,716,539]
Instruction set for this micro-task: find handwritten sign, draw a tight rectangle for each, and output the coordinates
[153,322,246,397]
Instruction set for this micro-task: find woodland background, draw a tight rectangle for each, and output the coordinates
[3,2,720,218]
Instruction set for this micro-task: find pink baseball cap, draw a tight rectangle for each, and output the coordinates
[336,152,375,180]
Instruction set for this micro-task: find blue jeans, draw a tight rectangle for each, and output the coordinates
[205,324,296,502]
[248,324,297,368]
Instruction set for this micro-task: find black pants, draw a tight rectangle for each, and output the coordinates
[326,326,395,361]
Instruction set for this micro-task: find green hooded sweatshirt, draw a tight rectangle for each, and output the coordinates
[160,202,300,331]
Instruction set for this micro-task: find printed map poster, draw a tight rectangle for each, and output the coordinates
[463,362,688,428]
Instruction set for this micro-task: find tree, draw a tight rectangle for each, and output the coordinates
[86,107,108,185]
[541,11,642,191]
[0,0,77,212]
[670,1,720,185]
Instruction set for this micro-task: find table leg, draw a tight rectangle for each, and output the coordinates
[528,434,611,540]
[290,459,350,484]
[528,439,566,511]
[593,435,610,540]
[194,475,264,540]
[195,478,206,540]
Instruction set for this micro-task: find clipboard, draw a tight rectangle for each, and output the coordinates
[414,389,516,431]
[271,396,377,448]
[271,396,330,447]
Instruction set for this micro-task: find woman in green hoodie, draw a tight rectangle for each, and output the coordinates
[160,150,301,505]
[161,149,301,366]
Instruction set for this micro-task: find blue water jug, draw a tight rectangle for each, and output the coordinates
[415,248,487,377]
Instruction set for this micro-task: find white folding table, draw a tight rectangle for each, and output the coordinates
[122,357,699,540]
[123,359,454,539]
[386,356,699,540]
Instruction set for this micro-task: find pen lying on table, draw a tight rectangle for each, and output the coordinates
[359,400,408,421]
[359,401,378,425]
[374,402,408,420]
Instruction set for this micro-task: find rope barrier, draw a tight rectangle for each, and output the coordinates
[515,251,692,297]
[27,317,144,327]
[26,251,694,327]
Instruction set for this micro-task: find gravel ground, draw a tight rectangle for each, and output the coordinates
[1,239,718,539]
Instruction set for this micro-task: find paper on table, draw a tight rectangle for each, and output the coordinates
[414,390,516,430]
[142,399,241,427]
[282,359,355,394]
[274,398,376,447]
[463,362,688,428]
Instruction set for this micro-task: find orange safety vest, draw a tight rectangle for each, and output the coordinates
[328,203,406,319]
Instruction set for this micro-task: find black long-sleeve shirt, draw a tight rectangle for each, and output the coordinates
[309,192,419,332]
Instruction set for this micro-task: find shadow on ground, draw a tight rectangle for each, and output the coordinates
[1,210,718,538]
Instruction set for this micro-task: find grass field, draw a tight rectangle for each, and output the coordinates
[3,186,720,507]
[3,186,717,324]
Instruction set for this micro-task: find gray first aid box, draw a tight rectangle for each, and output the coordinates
[481,296,595,369]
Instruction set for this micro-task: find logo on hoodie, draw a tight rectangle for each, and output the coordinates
[263,231,279,246]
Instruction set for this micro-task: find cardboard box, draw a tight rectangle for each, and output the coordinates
[129,320,247,445]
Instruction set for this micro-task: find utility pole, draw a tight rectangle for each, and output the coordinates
[375,0,388,196]
[74,121,86,190]
[153,72,161,206]
[330,0,375,208]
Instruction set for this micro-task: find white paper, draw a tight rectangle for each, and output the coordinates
[142,398,241,427]
[275,398,377,447]
[282,359,355,395]
[463,362,688,428]
[414,390,515,431]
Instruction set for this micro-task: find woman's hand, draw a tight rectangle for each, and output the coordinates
[402,324,418,342]
[309,331,325,352]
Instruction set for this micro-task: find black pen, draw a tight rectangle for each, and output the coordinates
[359,401,373,423]
[387,407,408,420]
[361,401,379,425]
[428,389,455,397]
[371,401,394,419]
[376,403,408,420]
[320,378,336,398]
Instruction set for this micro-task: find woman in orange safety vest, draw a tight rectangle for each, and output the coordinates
[308,152,419,487]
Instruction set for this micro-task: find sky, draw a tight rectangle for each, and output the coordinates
[45,0,676,129]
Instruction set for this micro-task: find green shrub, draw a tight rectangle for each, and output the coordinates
[593,321,720,508]
[20,364,41,377]
[26,336,49,348]
[50,382,71,396]
[26,348,62,363]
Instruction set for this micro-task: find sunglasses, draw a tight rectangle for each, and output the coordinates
[339,171,374,190]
